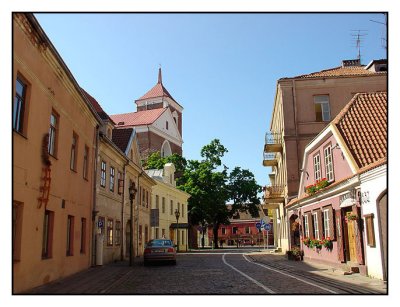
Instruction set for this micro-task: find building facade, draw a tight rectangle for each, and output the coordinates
[146,163,190,251]
[287,92,387,279]
[262,59,387,253]
[13,14,102,293]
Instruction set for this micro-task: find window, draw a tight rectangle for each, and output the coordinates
[324,146,334,182]
[48,111,59,157]
[323,209,331,238]
[182,230,184,245]
[100,161,106,187]
[13,77,27,133]
[115,221,121,245]
[222,228,226,235]
[166,121,169,130]
[162,228,166,238]
[142,188,146,207]
[170,200,173,215]
[156,195,159,209]
[146,190,149,208]
[145,225,149,243]
[70,132,78,171]
[83,145,89,180]
[314,95,331,122]
[107,219,113,246]
[313,154,321,181]
[245,226,251,234]
[42,210,54,259]
[365,214,376,247]
[66,215,74,256]
[155,228,159,239]
[162,197,165,213]
[117,171,123,194]
[181,203,184,217]
[110,167,115,192]
[98,216,105,235]
[233,227,238,234]
[80,218,86,254]
[304,215,310,238]
[312,212,319,239]
[139,225,142,245]
[13,202,23,261]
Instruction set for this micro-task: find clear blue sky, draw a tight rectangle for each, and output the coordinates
[34,13,386,188]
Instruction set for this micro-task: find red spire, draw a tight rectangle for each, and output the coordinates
[158,67,162,84]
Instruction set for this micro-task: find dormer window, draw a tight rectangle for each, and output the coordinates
[166,121,169,130]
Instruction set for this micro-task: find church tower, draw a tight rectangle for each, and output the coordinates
[111,68,183,160]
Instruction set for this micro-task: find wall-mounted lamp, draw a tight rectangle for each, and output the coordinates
[332,143,340,150]
[300,169,309,180]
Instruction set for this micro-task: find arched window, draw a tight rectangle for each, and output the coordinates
[161,140,172,157]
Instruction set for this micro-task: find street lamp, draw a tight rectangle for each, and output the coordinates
[129,181,137,266]
[174,209,180,252]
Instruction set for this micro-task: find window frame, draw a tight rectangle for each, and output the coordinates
[324,145,334,182]
[80,218,87,254]
[162,197,165,213]
[115,220,121,245]
[364,213,376,247]
[107,218,113,246]
[170,200,173,215]
[323,209,331,238]
[70,132,79,171]
[312,212,320,239]
[313,153,321,181]
[42,210,54,259]
[13,76,28,134]
[110,166,115,192]
[100,161,106,188]
[48,110,59,158]
[83,145,89,180]
[304,214,310,238]
[314,95,331,122]
[66,215,74,256]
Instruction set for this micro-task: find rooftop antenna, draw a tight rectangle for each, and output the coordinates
[370,13,387,53]
[350,30,368,63]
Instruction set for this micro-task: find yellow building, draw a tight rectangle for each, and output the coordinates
[13,14,102,293]
[146,163,190,251]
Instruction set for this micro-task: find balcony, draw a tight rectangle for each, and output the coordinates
[262,152,278,167]
[262,185,285,204]
[264,132,283,153]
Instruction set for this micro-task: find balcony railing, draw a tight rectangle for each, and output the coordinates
[262,185,285,203]
[264,132,283,153]
[262,152,278,167]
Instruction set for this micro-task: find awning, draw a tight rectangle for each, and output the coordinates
[340,198,356,208]
[170,223,189,229]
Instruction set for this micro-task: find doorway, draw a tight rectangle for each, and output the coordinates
[344,210,357,262]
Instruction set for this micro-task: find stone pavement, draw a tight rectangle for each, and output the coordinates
[246,250,387,294]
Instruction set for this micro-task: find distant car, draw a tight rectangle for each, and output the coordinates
[144,239,177,266]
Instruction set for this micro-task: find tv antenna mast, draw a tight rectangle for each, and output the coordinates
[351,30,368,63]
[370,13,387,53]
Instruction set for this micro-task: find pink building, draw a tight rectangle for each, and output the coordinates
[287,92,387,277]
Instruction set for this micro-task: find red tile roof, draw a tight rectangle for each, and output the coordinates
[334,92,387,168]
[136,82,176,102]
[112,128,134,153]
[110,108,167,127]
[281,65,386,80]
[81,88,114,122]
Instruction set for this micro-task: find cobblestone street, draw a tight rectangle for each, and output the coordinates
[26,249,387,295]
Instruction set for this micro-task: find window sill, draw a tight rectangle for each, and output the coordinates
[13,130,28,139]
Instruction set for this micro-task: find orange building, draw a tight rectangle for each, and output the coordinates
[13,14,102,293]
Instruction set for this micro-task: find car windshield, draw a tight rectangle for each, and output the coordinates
[146,240,173,247]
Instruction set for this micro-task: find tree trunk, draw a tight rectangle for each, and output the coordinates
[213,223,220,249]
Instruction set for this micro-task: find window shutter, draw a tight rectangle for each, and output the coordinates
[328,206,336,240]
[307,212,314,239]
[317,210,323,239]
[353,205,365,265]
[335,209,345,262]
[302,215,306,237]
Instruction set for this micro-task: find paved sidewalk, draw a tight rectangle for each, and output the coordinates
[247,251,387,294]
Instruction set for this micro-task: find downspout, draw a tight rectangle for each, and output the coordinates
[91,125,100,266]
[136,171,144,257]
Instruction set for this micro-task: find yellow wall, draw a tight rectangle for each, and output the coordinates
[13,14,99,293]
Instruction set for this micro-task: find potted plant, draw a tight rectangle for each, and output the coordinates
[347,213,358,221]
[306,185,317,195]
[302,237,311,247]
[287,247,303,261]
[311,239,322,249]
[320,237,333,250]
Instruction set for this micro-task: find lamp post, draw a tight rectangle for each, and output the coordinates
[129,181,137,266]
[174,209,180,252]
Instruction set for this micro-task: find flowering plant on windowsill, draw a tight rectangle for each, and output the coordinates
[346,213,358,221]
[310,239,322,249]
[320,237,333,250]
[302,237,311,247]
[305,178,330,195]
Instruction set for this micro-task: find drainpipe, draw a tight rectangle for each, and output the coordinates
[136,171,144,258]
[91,125,100,266]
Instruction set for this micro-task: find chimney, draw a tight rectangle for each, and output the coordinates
[342,59,361,67]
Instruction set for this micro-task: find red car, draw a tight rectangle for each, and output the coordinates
[144,239,177,266]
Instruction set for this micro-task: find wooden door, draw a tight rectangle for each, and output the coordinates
[346,212,357,262]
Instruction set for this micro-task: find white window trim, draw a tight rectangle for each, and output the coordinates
[323,209,330,238]
[324,146,334,182]
[313,212,320,239]
[304,215,309,238]
[313,154,321,181]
